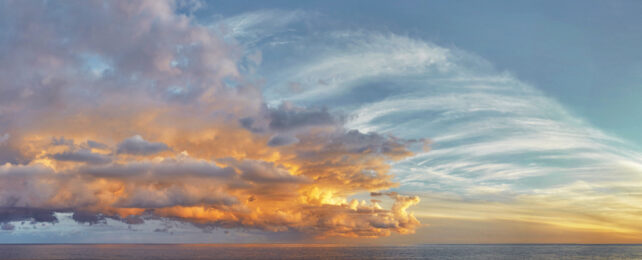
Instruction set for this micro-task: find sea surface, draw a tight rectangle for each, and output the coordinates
[0,244,641,259]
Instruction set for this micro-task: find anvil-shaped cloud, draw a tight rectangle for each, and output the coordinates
[0,1,422,238]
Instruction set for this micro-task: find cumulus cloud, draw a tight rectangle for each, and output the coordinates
[0,0,421,239]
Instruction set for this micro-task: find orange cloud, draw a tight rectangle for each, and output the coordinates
[0,0,423,239]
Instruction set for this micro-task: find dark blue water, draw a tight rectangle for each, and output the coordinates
[0,244,641,259]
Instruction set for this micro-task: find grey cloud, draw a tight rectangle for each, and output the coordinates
[234,160,309,184]
[268,104,336,131]
[80,159,236,179]
[0,133,9,145]
[0,145,25,165]
[71,209,146,225]
[239,117,265,133]
[0,158,243,222]
[267,135,299,147]
[0,207,58,224]
[72,211,106,225]
[1,223,15,231]
[0,164,54,178]
[329,130,420,158]
[115,188,239,209]
[51,149,112,164]
[117,135,170,155]
[370,191,397,197]
[294,130,415,162]
[241,104,338,134]
[51,137,74,147]
[117,215,145,225]
[86,140,108,149]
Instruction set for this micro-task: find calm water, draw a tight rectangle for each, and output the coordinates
[0,244,641,259]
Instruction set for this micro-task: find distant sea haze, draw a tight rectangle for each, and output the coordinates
[1,244,642,259]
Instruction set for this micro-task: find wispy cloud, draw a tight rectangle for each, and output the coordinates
[237,10,642,238]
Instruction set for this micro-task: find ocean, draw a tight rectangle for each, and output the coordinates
[0,244,641,259]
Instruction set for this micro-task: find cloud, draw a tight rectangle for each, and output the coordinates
[0,2,421,240]
[267,135,299,147]
[117,135,170,155]
[50,149,111,164]
[233,160,309,184]
[0,207,58,224]
[238,117,264,133]
[0,134,9,145]
[214,9,307,48]
[1,3,640,243]
[86,140,108,149]
[0,149,420,237]
[51,137,75,147]
[71,211,107,225]
[242,11,642,239]
[240,103,338,134]
[267,104,336,131]
[80,158,236,180]
[1,223,14,231]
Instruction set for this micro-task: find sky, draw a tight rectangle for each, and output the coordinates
[1,0,642,244]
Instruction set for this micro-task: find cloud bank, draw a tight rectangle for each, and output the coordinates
[0,1,421,239]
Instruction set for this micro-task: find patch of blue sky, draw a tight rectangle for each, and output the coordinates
[79,53,112,77]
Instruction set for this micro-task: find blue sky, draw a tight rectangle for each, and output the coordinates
[1,0,642,244]
[199,0,642,147]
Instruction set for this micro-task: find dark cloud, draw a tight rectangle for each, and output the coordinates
[51,149,112,164]
[154,228,169,233]
[51,137,75,146]
[72,211,106,225]
[0,145,26,165]
[86,140,108,149]
[0,207,58,224]
[118,215,145,225]
[241,104,339,135]
[79,158,236,179]
[239,117,265,133]
[117,135,170,155]
[267,135,299,147]
[1,223,15,231]
[268,104,336,131]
